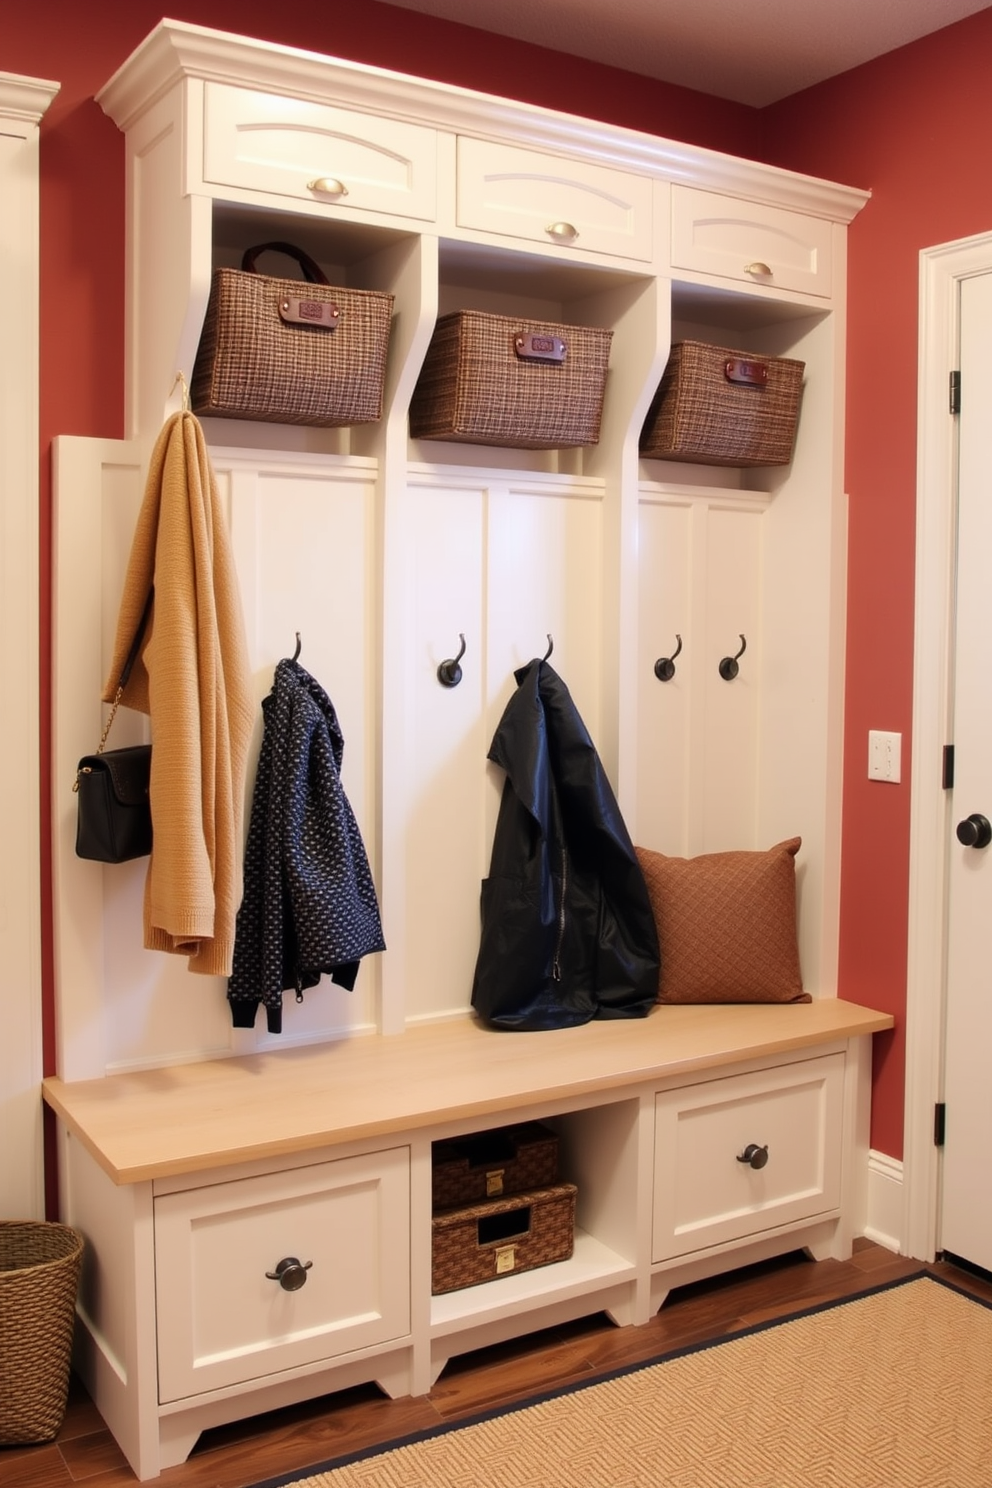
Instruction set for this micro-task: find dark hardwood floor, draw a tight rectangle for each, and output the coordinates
[3,1241,988,1488]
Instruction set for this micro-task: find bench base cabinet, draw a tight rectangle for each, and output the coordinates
[48,1005,889,1480]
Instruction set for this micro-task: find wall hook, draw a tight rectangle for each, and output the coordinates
[542,634,554,662]
[654,634,682,682]
[292,631,302,662]
[437,633,466,687]
[719,634,747,681]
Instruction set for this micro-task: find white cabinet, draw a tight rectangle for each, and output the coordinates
[456,136,654,261]
[652,1054,844,1263]
[670,184,834,298]
[202,83,438,221]
[155,1147,410,1401]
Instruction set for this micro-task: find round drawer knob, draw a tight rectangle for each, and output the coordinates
[545,221,579,244]
[737,1142,769,1170]
[308,177,348,199]
[265,1256,313,1291]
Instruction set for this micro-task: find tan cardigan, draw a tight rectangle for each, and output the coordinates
[103,412,255,976]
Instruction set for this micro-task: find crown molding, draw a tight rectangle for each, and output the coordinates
[97,18,869,224]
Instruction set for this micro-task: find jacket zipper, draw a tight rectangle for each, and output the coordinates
[552,845,567,981]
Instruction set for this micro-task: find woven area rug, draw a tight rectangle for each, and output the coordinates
[256,1275,992,1488]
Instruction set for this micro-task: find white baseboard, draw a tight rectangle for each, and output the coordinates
[863,1149,904,1253]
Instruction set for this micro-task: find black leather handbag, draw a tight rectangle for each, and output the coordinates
[74,593,153,863]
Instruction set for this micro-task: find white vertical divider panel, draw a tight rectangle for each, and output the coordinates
[636,494,694,853]
[219,450,381,1050]
[0,71,58,1217]
[700,501,764,852]
[53,438,148,1081]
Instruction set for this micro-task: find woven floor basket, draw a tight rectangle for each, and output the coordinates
[191,267,394,427]
[0,1222,84,1445]
[432,1183,576,1294]
[640,340,805,467]
[409,310,613,449]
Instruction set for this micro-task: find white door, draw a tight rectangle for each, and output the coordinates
[940,269,992,1270]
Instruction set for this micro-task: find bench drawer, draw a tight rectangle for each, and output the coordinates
[652,1054,843,1262]
[155,1146,410,1402]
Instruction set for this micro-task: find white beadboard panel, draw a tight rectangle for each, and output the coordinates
[399,469,605,1024]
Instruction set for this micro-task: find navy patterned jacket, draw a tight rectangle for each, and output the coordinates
[228,658,385,1033]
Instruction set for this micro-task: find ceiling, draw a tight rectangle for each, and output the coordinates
[384,0,990,107]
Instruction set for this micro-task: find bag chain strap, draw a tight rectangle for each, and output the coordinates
[73,589,154,790]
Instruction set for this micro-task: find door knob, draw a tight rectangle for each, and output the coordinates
[956,813,992,849]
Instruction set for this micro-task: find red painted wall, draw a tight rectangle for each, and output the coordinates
[760,7,992,1157]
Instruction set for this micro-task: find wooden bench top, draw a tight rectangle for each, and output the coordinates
[42,999,893,1186]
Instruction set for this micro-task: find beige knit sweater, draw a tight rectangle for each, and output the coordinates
[103,412,255,976]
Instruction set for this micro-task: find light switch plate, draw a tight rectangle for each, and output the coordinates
[868,730,901,783]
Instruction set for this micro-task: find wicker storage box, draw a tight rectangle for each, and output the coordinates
[640,341,805,467]
[432,1122,559,1210]
[409,310,613,449]
[432,1183,577,1294]
[191,242,394,428]
[0,1222,84,1445]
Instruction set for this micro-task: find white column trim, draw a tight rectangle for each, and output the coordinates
[905,230,992,1260]
[0,72,58,1219]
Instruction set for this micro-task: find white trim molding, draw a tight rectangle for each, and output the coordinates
[864,1149,904,1254]
[904,229,992,1261]
[0,70,58,1220]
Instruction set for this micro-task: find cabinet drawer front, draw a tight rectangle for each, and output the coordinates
[457,137,653,261]
[652,1054,843,1262]
[203,83,437,221]
[670,186,832,297]
[155,1148,410,1402]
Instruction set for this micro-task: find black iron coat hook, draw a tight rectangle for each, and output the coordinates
[719,634,747,680]
[437,633,466,687]
[654,635,682,682]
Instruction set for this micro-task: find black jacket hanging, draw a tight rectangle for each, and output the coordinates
[471,658,660,1030]
[228,658,385,1033]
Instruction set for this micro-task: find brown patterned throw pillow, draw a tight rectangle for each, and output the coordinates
[635,838,809,1004]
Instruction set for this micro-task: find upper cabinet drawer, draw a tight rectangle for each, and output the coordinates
[202,83,438,222]
[457,137,653,262]
[670,185,833,298]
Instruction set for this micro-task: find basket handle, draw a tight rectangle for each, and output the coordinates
[240,242,329,285]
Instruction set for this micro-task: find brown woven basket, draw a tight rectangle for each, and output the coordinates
[431,1183,576,1295]
[640,340,805,467]
[0,1221,84,1445]
[409,310,613,449]
[191,244,394,428]
[432,1122,559,1211]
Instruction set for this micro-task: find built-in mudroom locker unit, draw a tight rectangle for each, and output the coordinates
[43,21,890,1482]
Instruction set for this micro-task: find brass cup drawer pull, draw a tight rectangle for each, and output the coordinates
[744,260,772,278]
[545,220,579,244]
[308,177,348,199]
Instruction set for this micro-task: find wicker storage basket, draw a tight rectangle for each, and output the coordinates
[432,1122,559,1210]
[640,341,805,467]
[409,310,613,449]
[191,241,394,428]
[431,1183,576,1294]
[0,1222,84,1445]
